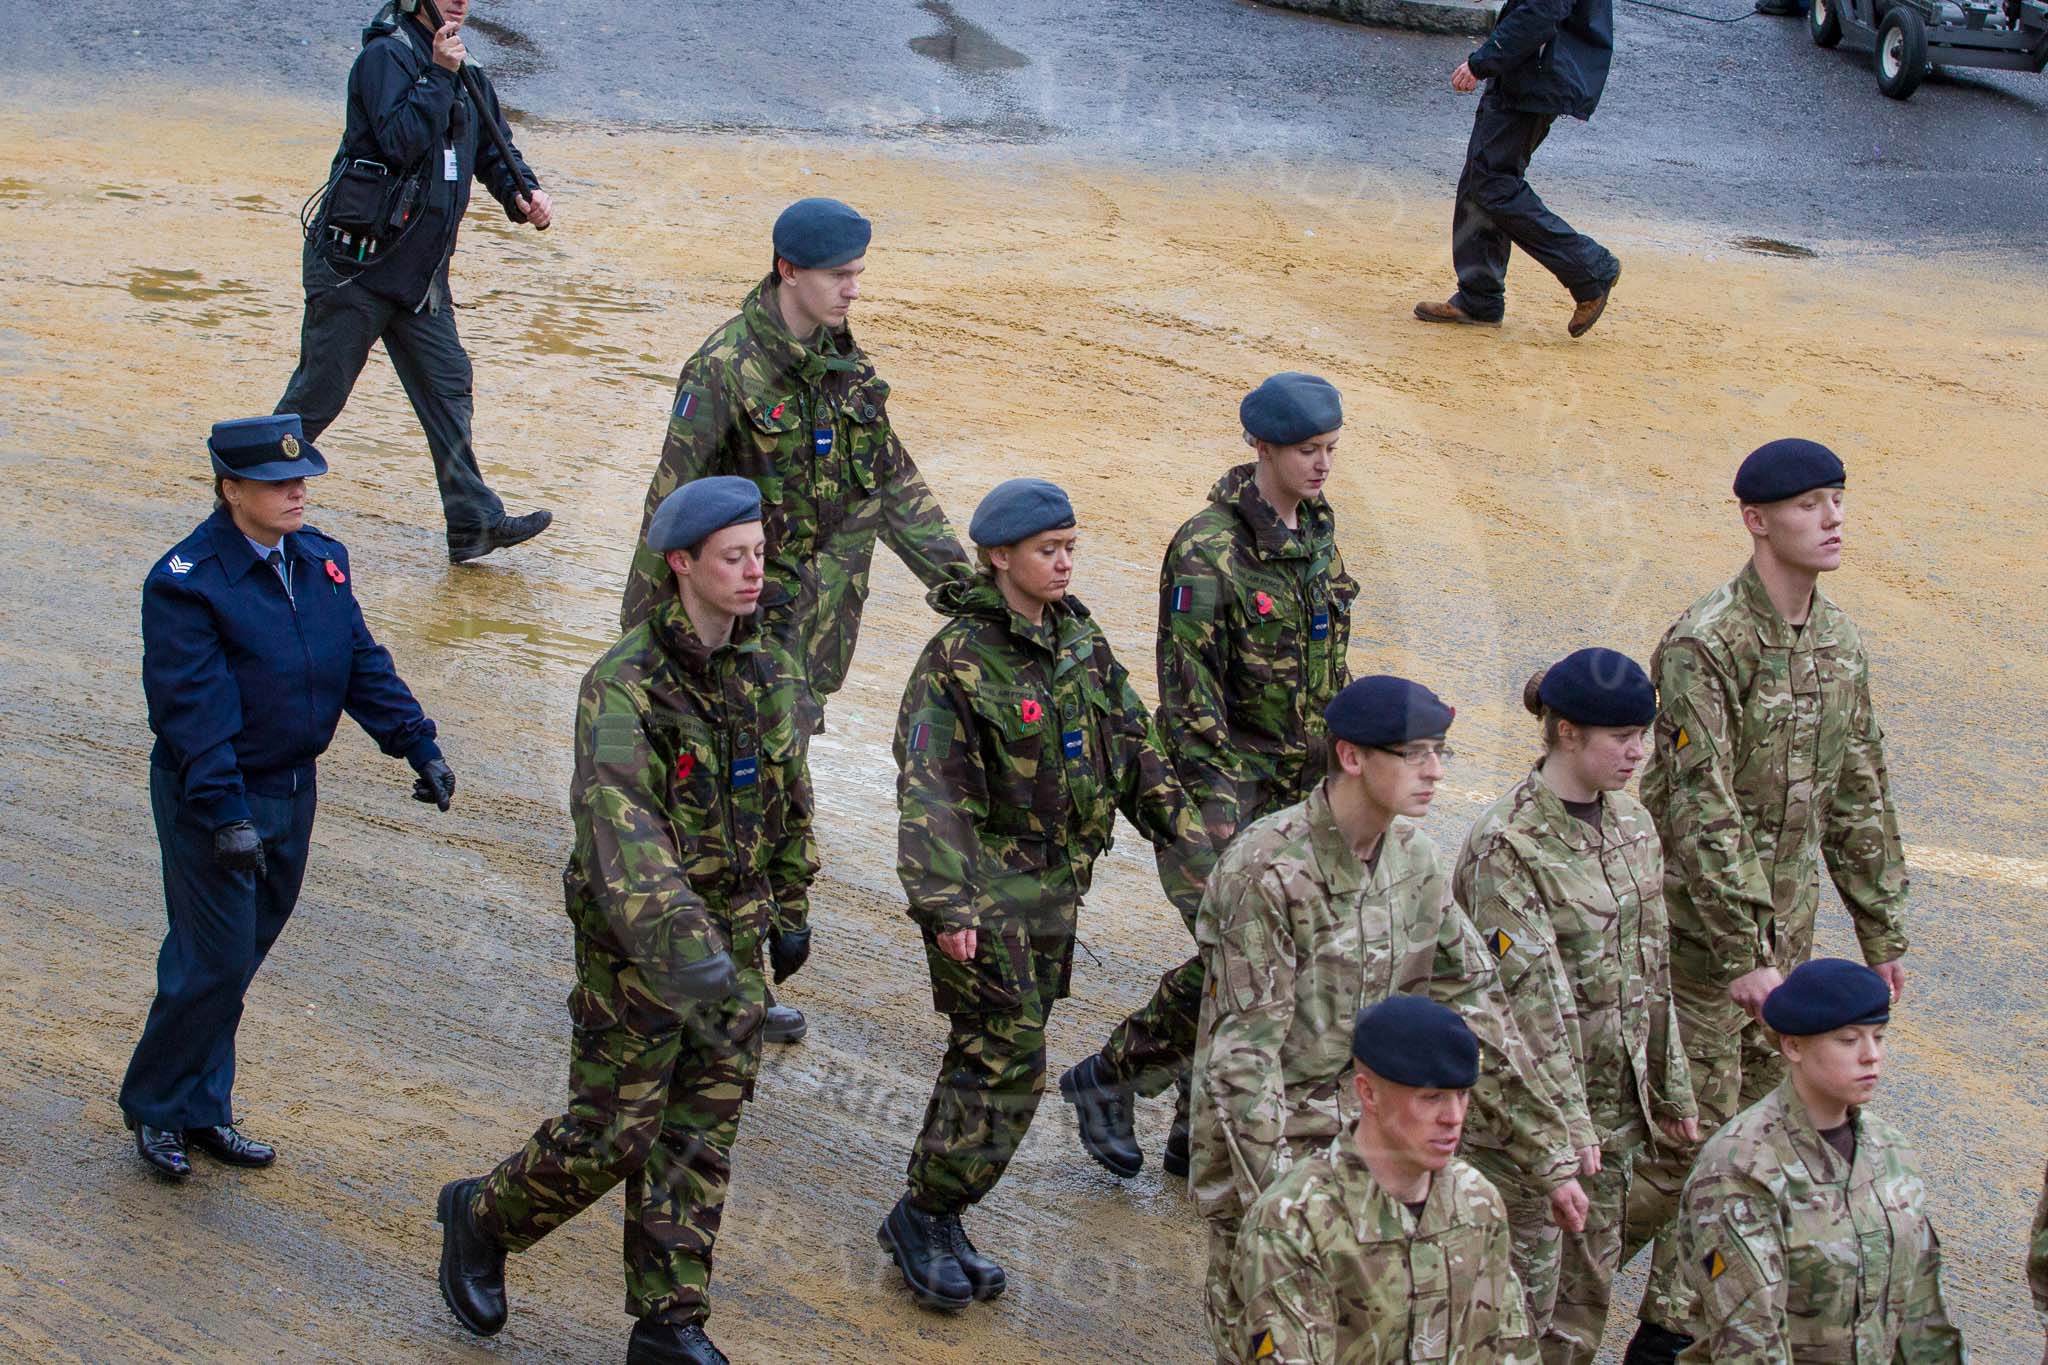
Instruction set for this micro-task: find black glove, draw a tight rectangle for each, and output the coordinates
[669,951,739,1003]
[213,821,266,877]
[770,926,812,984]
[411,758,456,812]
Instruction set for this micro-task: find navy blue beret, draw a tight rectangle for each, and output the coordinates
[1240,372,1343,446]
[772,197,872,270]
[1538,648,1656,728]
[968,477,1075,548]
[208,414,328,482]
[648,476,763,553]
[1325,675,1455,748]
[1353,995,1479,1088]
[1763,958,1891,1036]
[1733,438,1846,504]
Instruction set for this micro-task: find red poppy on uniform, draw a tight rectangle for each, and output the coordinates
[676,753,697,781]
[1254,591,1274,616]
[1019,698,1043,724]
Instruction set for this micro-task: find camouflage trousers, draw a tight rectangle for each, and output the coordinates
[472,947,766,1325]
[1097,952,1201,1121]
[907,929,1072,1211]
[1202,1213,1245,1365]
[1472,1123,1648,1365]
[1625,982,1784,1333]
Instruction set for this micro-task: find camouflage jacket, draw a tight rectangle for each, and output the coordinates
[1191,785,1581,1227]
[1234,1147,1537,1365]
[1453,769,1696,1157]
[1156,464,1359,833]
[894,576,1212,953]
[1641,562,1909,992]
[2031,1163,2048,1325]
[619,276,968,696]
[1677,1080,1963,1363]
[565,595,817,1029]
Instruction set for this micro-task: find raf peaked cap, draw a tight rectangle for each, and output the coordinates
[1763,958,1892,1036]
[1733,438,1846,504]
[648,476,763,553]
[1325,675,1455,748]
[207,414,328,482]
[1352,995,1479,1088]
[968,477,1075,548]
[772,197,873,270]
[1538,647,1657,728]
[1239,372,1343,446]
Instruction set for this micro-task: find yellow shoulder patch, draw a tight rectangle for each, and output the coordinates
[1489,928,1514,960]
[1675,726,1691,751]
[1704,1248,1727,1280]
[1253,1330,1276,1359]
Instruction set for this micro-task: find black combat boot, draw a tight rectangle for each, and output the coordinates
[448,509,553,564]
[878,1194,974,1310]
[935,1211,1007,1301]
[627,1318,729,1365]
[763,985,807,1044]
[1162,1073,1192,1179]
[1058,1053,1142,1178]
[436,1177,508,1336]
[1620,1321,1695,1365]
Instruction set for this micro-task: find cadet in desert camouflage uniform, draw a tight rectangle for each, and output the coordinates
[877,478,1213,1312]
[620,198,968,1042]
[1626,440,1911,1364]
[1235,996,1538,1365]
[1191,674,1588,1362]
[435,479,815,1365]
[1676,959,1962,1363]
[1454,649,1698,1364]
[1060,372,1359,1182]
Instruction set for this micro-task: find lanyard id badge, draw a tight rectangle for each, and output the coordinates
[443,147,459,181]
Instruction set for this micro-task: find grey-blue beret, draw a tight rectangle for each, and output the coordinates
[772,197,872,270]
[1353,995,1478,1088]
[1240,372,1343,446]
[648,476,763,553]
[1762,958,1890,1036]
[968,478,1075,548]
[1537,648,1656,728]
[1325,675,1455,748]
[1733,438,1845,504]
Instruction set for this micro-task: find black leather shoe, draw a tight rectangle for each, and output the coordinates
[1059,1054,1142,1178]
[437,1177,508,1337]
[935,1212,1006,1301]
[449,509,553,564]
[133,1124,191,1181]
[184,1123,276,1167]
[1621,1321,1695,1365]
[878,1195,974,1310]
[763,1002,808,1045]
[627,1318,729,1365]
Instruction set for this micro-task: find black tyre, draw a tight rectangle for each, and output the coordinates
[1875,5,1929,98]
[1810,0,1844,45]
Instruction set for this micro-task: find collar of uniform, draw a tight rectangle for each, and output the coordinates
[1517,765,1601,855]
[1215,463,1324,562]
[745,276,866,385]
[1334,1142,1450,1240]
[1770,1076,1863,1185]
[650,594,761,674]
[1735,560,1841,650]
[1304,781,1370,897]
[204,507,274,585]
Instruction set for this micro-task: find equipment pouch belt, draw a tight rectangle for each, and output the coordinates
[317,158,428,269]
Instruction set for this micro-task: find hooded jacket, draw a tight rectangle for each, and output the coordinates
[1467,0,1615,121]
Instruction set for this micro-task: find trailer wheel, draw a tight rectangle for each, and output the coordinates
[1875,6,1929,98]
[1810,0,1844,44]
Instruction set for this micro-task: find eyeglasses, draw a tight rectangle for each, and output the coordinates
[1371,744,1455,767]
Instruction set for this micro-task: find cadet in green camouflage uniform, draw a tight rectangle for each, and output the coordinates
[877,478,1213,1312]
[1192,675,1587,1363]
[1626,441,1910,1362]
[436,479,816,1365]
[1675,959,1961,1363]
[1234,996,1538,1365]
[1060,373,1358,1182]
[1453,650,1698,1365]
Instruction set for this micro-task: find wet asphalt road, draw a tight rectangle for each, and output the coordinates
[12,0,2048,246]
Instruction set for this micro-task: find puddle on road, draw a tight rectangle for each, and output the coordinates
[125,267,260,303]
[1732,235,1819,259]
[422,614,609,672]
[910,0,1030,73]
[0,177,32,201]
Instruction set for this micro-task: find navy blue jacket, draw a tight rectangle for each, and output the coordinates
[1467,0,1614,120]
[142,508,441,831]
[326,4,535,306]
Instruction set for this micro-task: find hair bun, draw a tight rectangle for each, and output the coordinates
[1522,670,1548,718]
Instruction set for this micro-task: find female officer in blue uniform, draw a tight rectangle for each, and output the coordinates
[121,413,456,1180]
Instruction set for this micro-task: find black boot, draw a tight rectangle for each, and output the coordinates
[1058,1053,1142,1178]
[132,1123,191,1181]
[185,1123,276,1167]
[1162,1074,1192,1179]
[436,1177,508,1337]
[1621,1321,1695,1365]
[763,985,807,1045]
[935,1211,1007,1301]
[448,509,553,564]
[877,1195,974,1310]
[627,1319,729,1365]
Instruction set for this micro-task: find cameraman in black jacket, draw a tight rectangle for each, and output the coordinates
[277,0,554,564]
[1414,0,1623,339]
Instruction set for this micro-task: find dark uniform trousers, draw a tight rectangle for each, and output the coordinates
[1450,91,1619,324]
[119,764,318,1130]
[276,247,506,538]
